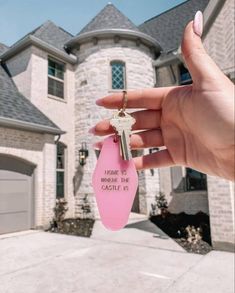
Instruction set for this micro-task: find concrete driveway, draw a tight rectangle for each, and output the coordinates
[0,215,234,293]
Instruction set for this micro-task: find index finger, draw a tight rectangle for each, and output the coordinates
[96,87,176,110]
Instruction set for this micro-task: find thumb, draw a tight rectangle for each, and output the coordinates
[181,11,223,86]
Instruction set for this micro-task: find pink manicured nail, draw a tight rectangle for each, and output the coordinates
[96,99,103,106]
[193,11,203,37]
[88,127,96,134]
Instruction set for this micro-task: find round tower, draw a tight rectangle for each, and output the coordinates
[66,3,162,218]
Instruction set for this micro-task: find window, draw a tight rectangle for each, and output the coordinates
[179,64,192,85]
[48,58,65,99]
[111,61,126,90]
[56,143,66,198]
[186,168,207,191]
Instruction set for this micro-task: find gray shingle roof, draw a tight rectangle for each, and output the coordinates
[0,43,9,55]
[78,3,140,35]
[0,64,62,133]
[139,0,210,52]
[12,20,73,53]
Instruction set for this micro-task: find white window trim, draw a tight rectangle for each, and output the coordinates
[47,56,67,102]
[56,142,67,199]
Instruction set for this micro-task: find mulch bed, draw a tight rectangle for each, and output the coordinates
[150,212,213,254]
[48,218,95,237]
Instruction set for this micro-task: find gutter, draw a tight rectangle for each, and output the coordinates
[0,35,77,64]
[65,29,162,53]
[0,116,66,135]
[154,51,181,68]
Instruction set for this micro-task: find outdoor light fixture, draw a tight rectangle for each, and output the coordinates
[78,142,89,166]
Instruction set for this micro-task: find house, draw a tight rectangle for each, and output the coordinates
[0,0,234,251]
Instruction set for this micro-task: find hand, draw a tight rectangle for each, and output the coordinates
[91,18,235,181]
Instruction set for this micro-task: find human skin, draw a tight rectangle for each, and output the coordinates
[90,19,235,181]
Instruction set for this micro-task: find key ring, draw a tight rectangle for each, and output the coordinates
[119,90,128,115]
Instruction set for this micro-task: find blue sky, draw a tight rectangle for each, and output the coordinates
[0,0,185,46]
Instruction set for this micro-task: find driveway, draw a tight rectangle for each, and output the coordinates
[0,215,234,293]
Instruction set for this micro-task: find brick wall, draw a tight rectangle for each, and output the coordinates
[30,47,76,217]
[204,0,235,75]
[0,126,56,227]
[6,46,76,218]
[207,176,234,251]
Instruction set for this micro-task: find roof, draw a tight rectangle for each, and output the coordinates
[67,3,161,53]
[78,3,140,35]
[0,21,77,64]
[0,64,63,134]
[139,0,210,52]
[12,20,73,53]
[0,43,9,55]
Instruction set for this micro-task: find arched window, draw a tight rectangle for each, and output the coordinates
[111,61,126,90]
[56,142,66,198]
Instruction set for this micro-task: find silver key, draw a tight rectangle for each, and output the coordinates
[110,111,136,160]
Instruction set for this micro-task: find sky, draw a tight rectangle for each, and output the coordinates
[0,0,185,46]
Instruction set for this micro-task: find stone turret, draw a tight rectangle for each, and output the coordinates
[66,3,162,217]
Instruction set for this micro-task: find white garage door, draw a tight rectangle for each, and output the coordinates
[0,156,34,234]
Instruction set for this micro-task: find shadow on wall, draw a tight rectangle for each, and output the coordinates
[73,164,84,195]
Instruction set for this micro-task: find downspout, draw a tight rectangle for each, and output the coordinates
[55,134,61,144]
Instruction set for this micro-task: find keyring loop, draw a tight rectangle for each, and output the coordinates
[120,90,128,114]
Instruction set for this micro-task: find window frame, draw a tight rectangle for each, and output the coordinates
[109,60,126,91]
[178,63,192,85]
[185,168,207,192]
[56,142,67,199]
[48,56,66,101]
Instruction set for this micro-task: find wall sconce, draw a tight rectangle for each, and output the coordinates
[79,142,89,166]
[149,148,159,176]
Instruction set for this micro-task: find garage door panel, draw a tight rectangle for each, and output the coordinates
[0,161,33,235]
[0,192,29,213]
[0,179,29,194]
[0,212,29,234]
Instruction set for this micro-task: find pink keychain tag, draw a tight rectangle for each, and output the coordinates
[92,135,138,231]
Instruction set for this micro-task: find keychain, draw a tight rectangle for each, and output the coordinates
[92,91,138,231]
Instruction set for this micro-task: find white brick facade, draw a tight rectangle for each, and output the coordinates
[204,0,235,76]
[5,46,76,218]
[0,126,56,227]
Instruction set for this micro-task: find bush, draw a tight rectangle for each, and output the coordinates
[50,198,68,231]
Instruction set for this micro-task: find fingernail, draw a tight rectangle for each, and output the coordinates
[96,99,103,106]
[193,11,203,37]
[88,127,96,134]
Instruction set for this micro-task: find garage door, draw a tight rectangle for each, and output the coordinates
[0,156,34,234]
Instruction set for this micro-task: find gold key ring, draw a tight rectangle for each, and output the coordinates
[119,90,128,115]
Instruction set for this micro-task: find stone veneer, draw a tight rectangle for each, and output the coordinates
[73,38,159,217]
[0,126,56,227]
[204,0,235,77]
[207,176,235,252]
